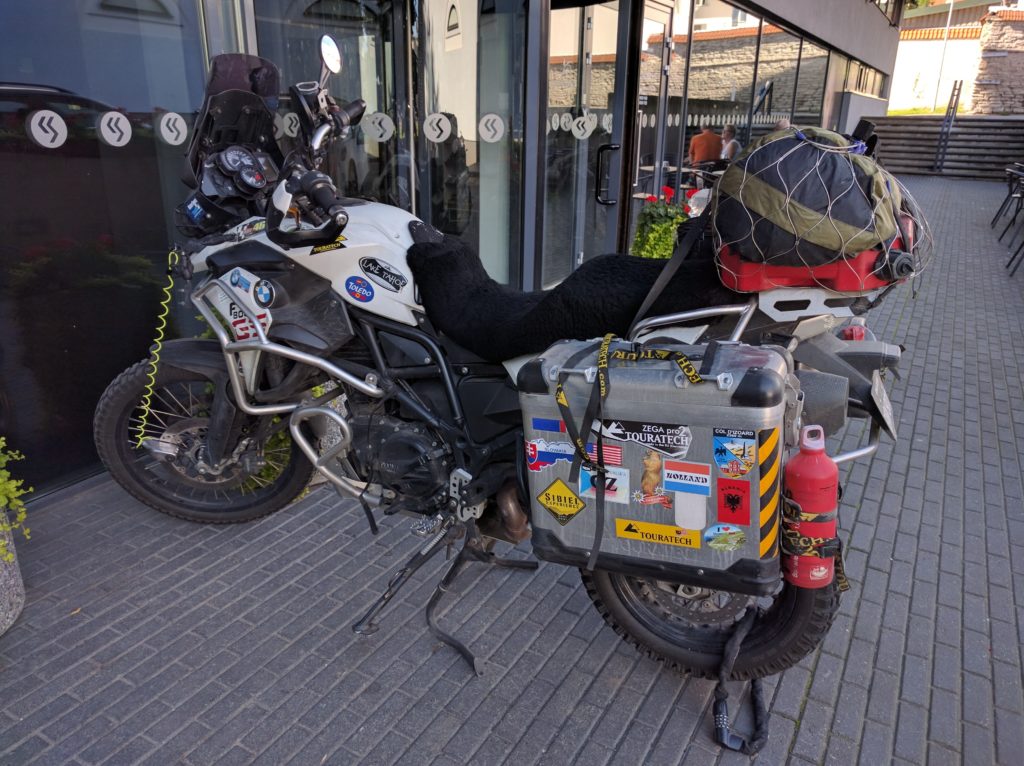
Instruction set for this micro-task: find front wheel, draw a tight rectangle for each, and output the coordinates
[582,569,839,680]
[94,358,315,523]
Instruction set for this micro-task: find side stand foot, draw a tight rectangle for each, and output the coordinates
[425,523,538,676]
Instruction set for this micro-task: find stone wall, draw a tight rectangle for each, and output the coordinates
[972,13,1024,114]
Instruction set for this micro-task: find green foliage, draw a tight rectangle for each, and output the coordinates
[0,438,32,564]
[631,192,688,259]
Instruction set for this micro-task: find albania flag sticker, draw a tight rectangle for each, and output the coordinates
[716,478,751,526]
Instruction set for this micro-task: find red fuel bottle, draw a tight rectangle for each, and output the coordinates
[782,425,838,588]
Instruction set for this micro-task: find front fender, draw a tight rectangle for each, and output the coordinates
[152,338,229,381]
[152,338,238,462]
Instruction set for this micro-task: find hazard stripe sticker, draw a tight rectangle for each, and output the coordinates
[758,427,781,559]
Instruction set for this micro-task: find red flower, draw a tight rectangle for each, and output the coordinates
[645,195,658,202]
[661,186,675,201]
[685,188,699,199]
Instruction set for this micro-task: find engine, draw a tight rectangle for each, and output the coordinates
[347,414,451,502]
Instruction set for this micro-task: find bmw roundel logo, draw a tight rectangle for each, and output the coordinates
[345,276,374,302]
[254,279,275,308]
[230,269,240,286]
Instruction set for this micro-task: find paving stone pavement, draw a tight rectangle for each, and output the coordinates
[2,175,1023,765]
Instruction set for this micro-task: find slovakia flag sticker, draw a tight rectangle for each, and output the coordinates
[525,439,575,471]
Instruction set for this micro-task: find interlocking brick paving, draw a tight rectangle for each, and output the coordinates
[1,176,1022,765]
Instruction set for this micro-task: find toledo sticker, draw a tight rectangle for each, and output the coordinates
[345,276,374,302]
[713,428,756,477]
[716,478,751,525]
[663,460,711,496]
[599,420,692,458]
[634,450,672,508]
[579,465,630,505]
[704,523,747,552]
[525,439,574,472]
[615,518,700,549]
[537,477,586,526]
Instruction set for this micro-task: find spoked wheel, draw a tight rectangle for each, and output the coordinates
[582,569,839,680]
[94,358,315,523]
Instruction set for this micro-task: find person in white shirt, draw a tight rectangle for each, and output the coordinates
[720,124,741,161]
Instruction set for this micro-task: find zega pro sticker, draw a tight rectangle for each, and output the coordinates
[579,465,630,504]
[598,420,692,459]
[345,276,374,302]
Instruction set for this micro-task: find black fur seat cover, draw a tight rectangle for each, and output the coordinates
[405,236,740,362]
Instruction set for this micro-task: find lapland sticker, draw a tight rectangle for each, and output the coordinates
[633,450,672,509]
[599,420,692,458]
[713,428,757,478]
[704,523,747,552]
[579,466,630,504]
[525,439,575,472]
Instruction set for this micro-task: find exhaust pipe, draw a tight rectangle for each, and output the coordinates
[496,481,531,543]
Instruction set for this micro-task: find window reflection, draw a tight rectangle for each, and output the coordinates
[794,41,828,126]
[685,1,759,146]
[753,26,800,128]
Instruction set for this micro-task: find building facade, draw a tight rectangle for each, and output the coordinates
[0,0,904,489]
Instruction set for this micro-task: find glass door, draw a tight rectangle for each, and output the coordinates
[540,0,627,288]
[624,0,673,248]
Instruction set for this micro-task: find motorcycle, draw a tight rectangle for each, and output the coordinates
[94,36,924,721]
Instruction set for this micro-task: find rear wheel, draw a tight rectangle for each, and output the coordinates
[582,569,839,680]
[94,358,315,523]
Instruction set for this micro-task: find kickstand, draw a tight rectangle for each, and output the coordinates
[352,516,457,636]
[425,522,538,676]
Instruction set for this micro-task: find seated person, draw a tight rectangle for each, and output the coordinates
[688,121,723,165]
[720,124,742,161]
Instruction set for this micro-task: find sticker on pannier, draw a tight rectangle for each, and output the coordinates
[536,478,586,526]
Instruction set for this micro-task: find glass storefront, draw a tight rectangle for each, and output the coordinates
[0,0,896,490]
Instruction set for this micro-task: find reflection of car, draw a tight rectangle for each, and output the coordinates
[0,83,145,155]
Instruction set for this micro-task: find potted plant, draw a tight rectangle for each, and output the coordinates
[1,437,32,636]
[630,185,689,260]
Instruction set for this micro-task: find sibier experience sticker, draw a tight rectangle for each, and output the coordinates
[537,477,586,526]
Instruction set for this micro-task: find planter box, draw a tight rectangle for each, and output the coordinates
[1,523,26,636]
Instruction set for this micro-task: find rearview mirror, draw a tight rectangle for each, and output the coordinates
[320,35,341,75]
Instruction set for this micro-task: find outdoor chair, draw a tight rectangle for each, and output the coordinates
[991,165,1024,230]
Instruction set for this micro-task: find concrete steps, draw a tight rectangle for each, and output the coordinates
[871,115,1024,180]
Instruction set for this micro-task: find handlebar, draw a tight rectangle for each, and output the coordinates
[298,170,348,227]
[332,98,366,130]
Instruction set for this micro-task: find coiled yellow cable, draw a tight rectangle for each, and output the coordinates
[134,249,180,448]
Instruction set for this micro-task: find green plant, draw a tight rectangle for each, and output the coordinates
[631,186,688,259]
[0,437,32,564]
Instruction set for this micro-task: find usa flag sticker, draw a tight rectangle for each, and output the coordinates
[663,460,711,496]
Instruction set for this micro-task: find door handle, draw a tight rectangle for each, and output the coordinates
[595,143,620,205]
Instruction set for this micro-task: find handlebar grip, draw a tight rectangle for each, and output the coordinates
[334,99,366,129]
[298,170,347,226]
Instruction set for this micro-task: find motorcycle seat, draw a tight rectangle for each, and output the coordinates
[405,235,741,363]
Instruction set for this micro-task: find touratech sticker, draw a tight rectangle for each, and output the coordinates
[599,420,692,458]
[310,236,347,254]
[525,439,574,472]
[615,518,700,549]
[579,466,630,505]
[634,450,673,508]
[713,428,757,477]
[537,478,586,526]
[704,523,747,552]
[663,460,711,496]
[716,477,751,525]
[359,257,408,292]
[345,276,374,302]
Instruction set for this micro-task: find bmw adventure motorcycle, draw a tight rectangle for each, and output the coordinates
[95,37,925,744]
